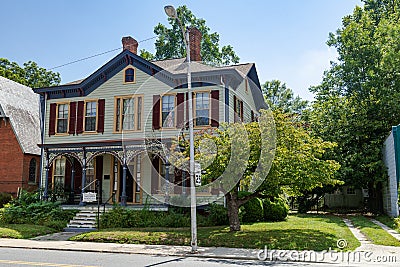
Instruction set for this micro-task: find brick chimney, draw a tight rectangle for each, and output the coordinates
[188,27,202,61]
[122,36,138,54]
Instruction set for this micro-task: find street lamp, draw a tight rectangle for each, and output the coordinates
[164,5,198,253]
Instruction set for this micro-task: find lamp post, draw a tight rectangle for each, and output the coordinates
[164,5,198,253]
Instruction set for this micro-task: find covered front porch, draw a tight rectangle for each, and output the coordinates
[40,141,206,207]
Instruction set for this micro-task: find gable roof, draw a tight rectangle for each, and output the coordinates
[34,50,267,110]
[0,76,41,155]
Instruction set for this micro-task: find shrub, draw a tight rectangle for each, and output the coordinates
[100,207,193,228]
[207,203,229,226]
[241,197,264,223]
[263,197,289,222]
[0,193,12,208]
[0,190,76,229]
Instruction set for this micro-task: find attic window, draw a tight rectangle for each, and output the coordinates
[124,67,135,83]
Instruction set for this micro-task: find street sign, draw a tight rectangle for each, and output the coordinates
[195,162,202,186]
[82,192,97,202]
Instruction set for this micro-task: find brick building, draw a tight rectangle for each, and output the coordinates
[0,76,41,196]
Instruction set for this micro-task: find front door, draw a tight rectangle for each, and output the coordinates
[115,155,142,204]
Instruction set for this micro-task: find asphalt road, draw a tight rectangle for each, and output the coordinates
[0,247,397,267]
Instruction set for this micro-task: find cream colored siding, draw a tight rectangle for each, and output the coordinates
[45,67,225,143]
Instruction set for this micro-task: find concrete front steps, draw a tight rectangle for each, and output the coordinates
[64,206,110,232]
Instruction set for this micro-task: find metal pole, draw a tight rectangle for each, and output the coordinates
[163,5,197,253]
[186,28,198,253]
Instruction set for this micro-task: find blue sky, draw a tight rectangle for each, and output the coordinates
[1,0,362,100]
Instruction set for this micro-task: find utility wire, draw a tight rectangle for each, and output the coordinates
[49,36,157,70]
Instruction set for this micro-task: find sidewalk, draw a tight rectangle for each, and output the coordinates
[1,218,400,264]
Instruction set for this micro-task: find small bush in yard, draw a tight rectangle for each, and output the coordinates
[0,190,76,230]
[241,197,264,223]
[207,203,229,226]
[263,197,289,222]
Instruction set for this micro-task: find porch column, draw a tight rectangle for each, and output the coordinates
[165,161,171,204]
[121,157,127,206]
[69,159,75,204]
[43,149,50,201]
[79,148,87,206]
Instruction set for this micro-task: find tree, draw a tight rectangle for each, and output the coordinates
[262,80,308,114]
[140,5,240,66]
[307,0,400,196]
[0,58,60,88]
[176,110,340,231]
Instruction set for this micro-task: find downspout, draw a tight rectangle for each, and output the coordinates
[39,93,46,199]
[393,126,400,188]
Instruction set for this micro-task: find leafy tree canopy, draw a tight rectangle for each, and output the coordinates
[174,110,340,231]
[262,80,308,114]
[140,5,240,66]
[307,0,400,188]
[0,58,60,88]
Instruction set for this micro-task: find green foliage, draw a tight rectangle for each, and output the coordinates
[206,203,229,226]
[100,207,192,228]
[263,198,289,222]
[0,58,60,88]
[307,0,400,190]
[140,5,239,66]
[0,193,12,208]
[0,191,76,231]
[241,197,264,223]
[262,80,308,114]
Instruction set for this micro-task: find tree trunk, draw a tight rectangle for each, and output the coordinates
[226,188,241,231]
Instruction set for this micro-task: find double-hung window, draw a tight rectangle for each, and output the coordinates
[53,157,66,188]
[195,92,210,126]
[161,95,175,128]
[84,101,97,132]
[56,104,69,134]
[115,96,142,132]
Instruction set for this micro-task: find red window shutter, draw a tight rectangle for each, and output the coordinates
[233,95,238,122]
[211,90,219,127]
[240,100,244,121]
[49,103,57,136]
[68,102,77,135]
[151,157,159,194]
[76,101,84,134]
[152,95,161,130]
[176,93,185,128]
[97,99,105,133]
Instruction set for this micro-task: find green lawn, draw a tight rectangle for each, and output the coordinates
[70,214,360,251]
[349,216,400,247]
[375,215,400,233]
[0,224,56,239]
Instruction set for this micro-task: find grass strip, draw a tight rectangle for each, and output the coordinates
[349,216,400,247]
[70,214,360,251]
[374,215,400,233]
[0,224,56,239]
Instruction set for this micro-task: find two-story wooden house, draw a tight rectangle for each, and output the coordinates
[34,29,267,207]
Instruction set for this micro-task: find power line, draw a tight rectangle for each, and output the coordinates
[49,36,157,70]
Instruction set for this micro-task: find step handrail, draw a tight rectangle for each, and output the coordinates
[102,190,117,214]
[82,179,98,191]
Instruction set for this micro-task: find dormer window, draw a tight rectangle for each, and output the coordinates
[124,67,135,83]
